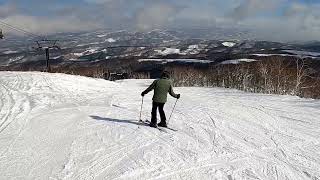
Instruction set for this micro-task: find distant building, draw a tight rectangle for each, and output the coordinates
[108,72,128,81]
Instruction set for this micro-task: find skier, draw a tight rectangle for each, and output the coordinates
[141,71,180,128]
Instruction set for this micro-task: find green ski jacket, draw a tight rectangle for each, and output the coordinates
[142,77,178,103]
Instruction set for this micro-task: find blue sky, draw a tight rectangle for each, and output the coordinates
[0,0,319,41]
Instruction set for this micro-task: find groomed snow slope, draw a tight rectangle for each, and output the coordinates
[0,72,319,180]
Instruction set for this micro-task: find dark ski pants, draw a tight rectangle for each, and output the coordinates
[151,101,166,125]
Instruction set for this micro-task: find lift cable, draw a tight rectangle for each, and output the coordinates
[0,20,45,39]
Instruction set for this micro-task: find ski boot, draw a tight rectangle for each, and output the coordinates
[149,122,158,128]
[158,121,167,128]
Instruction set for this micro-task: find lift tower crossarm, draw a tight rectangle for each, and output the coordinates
[35,39,60,72]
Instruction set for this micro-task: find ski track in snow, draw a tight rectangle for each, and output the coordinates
[0,72,320,180]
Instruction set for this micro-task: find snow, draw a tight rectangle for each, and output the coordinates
[105,38,116,43]
[97,34,108,38]
[222,42,236,47]
[138,58,211,64]
[86,48,99,54]
[97,30,125,38]
[52,56,62,60]
[155,48,181,55]
[2,50,19,54]
[220,59,257,65]
[188,45,199,49]
[0,72,320,179]
[252,50,320,59]
[252,53,297,57]
[76,42,100,47]
[252,54,278,57]
[252,53,319,59]
[282,50,320,57]
[8,56,24,64]
[73,52,83,57]
[182,44,203,55]
[73,48,99,57]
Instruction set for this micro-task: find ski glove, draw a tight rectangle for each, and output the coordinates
[177,94,181,99]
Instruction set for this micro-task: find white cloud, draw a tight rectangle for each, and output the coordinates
[240,11,320,42]
[218,1,320,41]
[0,3,17,18]
[228,0,282,21]
[1,15,103,36]
[135,3,179,31]
[1,0,320,41]
[284,3,309,17]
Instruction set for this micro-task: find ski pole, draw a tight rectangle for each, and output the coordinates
[139,96,144,122]
[168,98,178,125]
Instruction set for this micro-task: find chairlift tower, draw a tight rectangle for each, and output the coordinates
[35,40,60,72]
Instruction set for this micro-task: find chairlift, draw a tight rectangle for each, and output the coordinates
[0,29,4,39]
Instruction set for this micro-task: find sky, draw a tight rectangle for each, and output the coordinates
[0,0,320,42]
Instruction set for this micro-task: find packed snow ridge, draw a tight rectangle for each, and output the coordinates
[0,72,319,179]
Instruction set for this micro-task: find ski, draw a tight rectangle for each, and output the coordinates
[138,120,164,132]
[142,120,177,132]
[161,126,178,132]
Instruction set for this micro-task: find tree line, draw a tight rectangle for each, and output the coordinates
[165,57,320,99]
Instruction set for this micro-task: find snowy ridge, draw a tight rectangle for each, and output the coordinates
[220,59,257,65]
[8,56,24,64]
[72,47,100,57]
[252,53,320,59]
[222,42,236,47]
[105,38,116,43]
[155,48,181,55]
[282,50,320,57]
[184,45,199,54]
[138,58,211,64]
[2,50,19,55]
[0,72,319,179]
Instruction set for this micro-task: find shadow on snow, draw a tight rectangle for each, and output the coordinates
[90,115,146,126]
